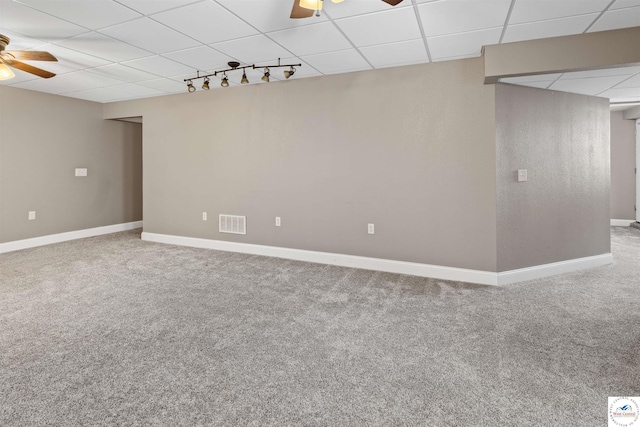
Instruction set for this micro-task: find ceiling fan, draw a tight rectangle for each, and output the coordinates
[0,34,58,81]
[291,0,404,18]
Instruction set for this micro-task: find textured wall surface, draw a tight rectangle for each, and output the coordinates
[610,111,636,220]
[105,59,499,271]
[0,86,142,243]
[496,84,611,271]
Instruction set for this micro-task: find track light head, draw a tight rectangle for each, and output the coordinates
[221,74,229,87]
[241,72,249,84]
[187,80,196,93]
[262,68,270,82]
[284,66,296,79]
[202,77,210,90]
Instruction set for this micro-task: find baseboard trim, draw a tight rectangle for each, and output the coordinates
[141,232,612,286]
[496,253,613,286]
[611,219,635,226]
[0,221,143,254]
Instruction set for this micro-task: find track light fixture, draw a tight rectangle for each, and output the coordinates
[184,58,301,93]
[284,66,296,79]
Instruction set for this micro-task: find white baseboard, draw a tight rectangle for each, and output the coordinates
[0,221,143,254]
[141,232,612,286]
[496,253,613,286]
[611,219,635,226]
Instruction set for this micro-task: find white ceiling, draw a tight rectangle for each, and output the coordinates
[0,0,639,103]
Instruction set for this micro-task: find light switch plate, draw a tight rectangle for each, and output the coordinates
[517,169,528,182]
[75,168,87,177]
[28,211,36,220]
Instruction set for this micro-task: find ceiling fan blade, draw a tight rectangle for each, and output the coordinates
[3,50,58,61]
[4,59,56,78]
[290,0,314,18]
[381,0,403,5]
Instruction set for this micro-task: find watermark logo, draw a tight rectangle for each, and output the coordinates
[609,397,640,427]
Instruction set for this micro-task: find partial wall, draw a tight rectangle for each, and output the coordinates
[0,86,142,243]
[610,111,636,221]
[496,84,611,272]
[106,58,499,272]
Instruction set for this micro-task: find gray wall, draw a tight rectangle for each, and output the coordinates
[610,110,636,220]
[496,84,611,271]
[106,58,499,271]
[0,85,142,243]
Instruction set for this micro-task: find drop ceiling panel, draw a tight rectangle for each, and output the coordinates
[12,70,125,94]
[501,74,562,83]
[16,0,142,30]
[215,0,328,33]
[99,17,199,53]
[599,87,640,101]
[41,44,111,69]
[136,78,188,93]
[55,32,152,62]
[549,75,630,95]
[509,0,611,25]
[325,0,411,19]
[301,49,371,74]
[0,0,88,40]
[152,1,258,44]
[335,7,421,47]
[560,66,640,80]
[610,0,640,10]
[417,0,512,37]
[122,55,195,76]
[87,63,160,82]
[613,72,640,88]
[0,67,39,85]
[269,22,352,56]
[0,29,48,50]
[277,57,322,78]
[114,0,203,15]
[211,35,294,64]
[359,39,428,68]
[503,13,599,43]
[509,81,555,89]
[588,6,640,32]
[163,46,236,72]
[428,27,502,61]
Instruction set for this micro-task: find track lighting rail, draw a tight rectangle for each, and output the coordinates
[184,58,302,92]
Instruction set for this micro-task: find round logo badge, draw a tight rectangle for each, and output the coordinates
[609,397,640,427]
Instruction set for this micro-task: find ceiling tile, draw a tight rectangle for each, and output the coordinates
[610,0,640,10]
[152,1,258,44]
[16,0,142,30]
[0,29,48,50]
[0,67,39,85]
[503,13,599,43]
[215,0,328,33]
[428,27,501,60]
[335,7,422,48]
[507,81,555,89]
[417,0,512,37]
[136,78,188,92]
[560,66,640,80]
[588,6,640,32]
[86,63,160,82]
[114,0,203,15]
[325,0,412,19]
[211,35,293,64]
[277,57,322,78]
[268,22,352,57]
[98,17,200,53]
[12,70,125,94]
[300,49,371,74]
[0,0,88,40]
[613,72,640,88]
[598,87,640,101]
[509,0,611,25]
[122,55,195,77]
[40,44,111,69]
[54,32,152,62]
[163,46,236,71]
[359,39,428,68]
[549,75,630,95]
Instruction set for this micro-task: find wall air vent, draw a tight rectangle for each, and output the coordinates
[219,214,246,235]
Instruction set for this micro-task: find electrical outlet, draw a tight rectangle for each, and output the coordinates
[28,211,36,220]
[517,169,528,182]
[202,212,207,221]
[275,217,281,227]
[368,223,375,234]
[75,168,87,177]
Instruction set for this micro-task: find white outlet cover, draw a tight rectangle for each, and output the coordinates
[28,211,36,220]
[368,223,375,234]
[517,169,528,182]
[75,168,88,177]
[275,217,281,227]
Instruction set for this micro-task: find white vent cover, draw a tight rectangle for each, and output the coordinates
[219,214,246,235]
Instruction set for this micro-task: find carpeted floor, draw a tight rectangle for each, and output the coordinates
[0,227,638,426]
